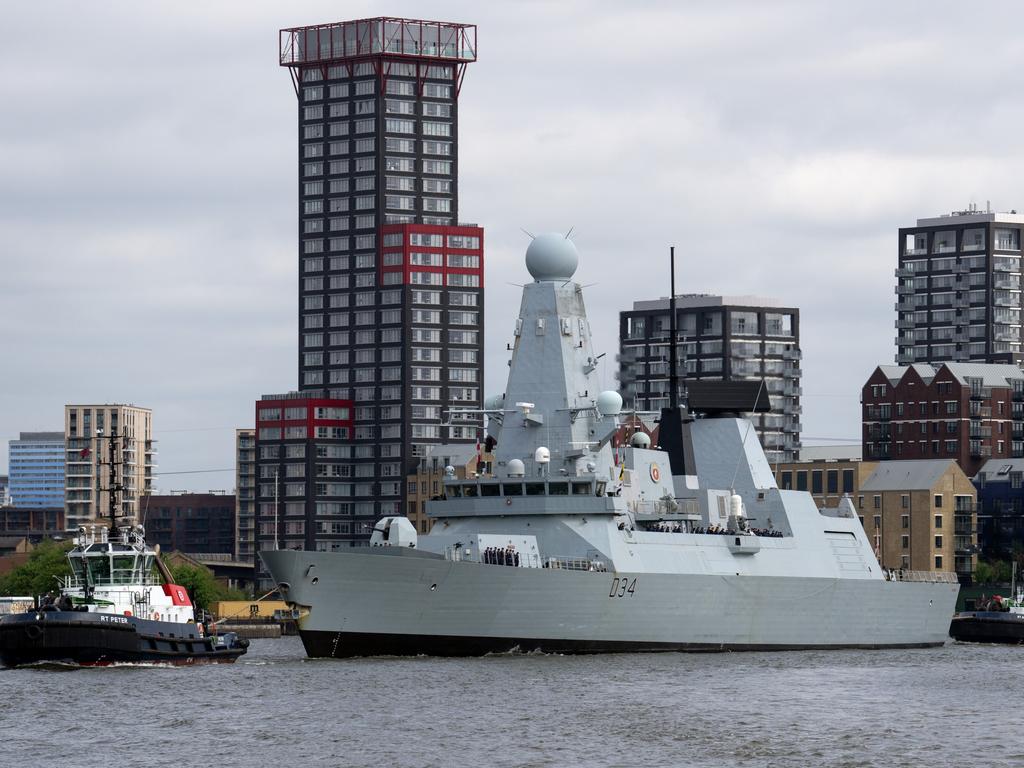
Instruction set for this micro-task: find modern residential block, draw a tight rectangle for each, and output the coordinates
[972,459,1024,560]
[859,459,977,581]
[63,404,155,528]
[143,492,236,555]
[861,362,1024,476]
[619,294,801,462]
[280,17,484,533]
[235,428,256,562]
[254,392,354,585]
[896,207,1024,365]
[8,432,65,508]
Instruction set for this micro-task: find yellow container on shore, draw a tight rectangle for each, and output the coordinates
[212,600,291,621]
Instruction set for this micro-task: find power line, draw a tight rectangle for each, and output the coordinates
[153,468,234,475]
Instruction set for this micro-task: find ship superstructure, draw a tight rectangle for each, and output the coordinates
[262,234,959,656]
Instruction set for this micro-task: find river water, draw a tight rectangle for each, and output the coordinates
[3,638,1022,768]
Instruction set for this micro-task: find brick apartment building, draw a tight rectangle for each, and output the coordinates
[862,362,1024,477]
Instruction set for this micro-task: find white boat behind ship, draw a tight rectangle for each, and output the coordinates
[262,234,959,657]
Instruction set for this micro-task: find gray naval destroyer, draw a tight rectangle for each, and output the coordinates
[262,234,960,657]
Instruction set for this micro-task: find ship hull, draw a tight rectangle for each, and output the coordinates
[0,611,248,667]
[949,612,1024,644]
[263,549,959,658]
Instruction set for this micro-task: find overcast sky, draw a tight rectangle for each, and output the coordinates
[3,0,1024,492]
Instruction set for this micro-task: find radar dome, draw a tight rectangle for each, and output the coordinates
[596,390,623,417]
[525,233,579,282]
[507,459,526,477]
[534,446,551,464]
[630,432,651,449]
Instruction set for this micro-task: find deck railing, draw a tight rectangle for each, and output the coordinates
[884,569,959,584]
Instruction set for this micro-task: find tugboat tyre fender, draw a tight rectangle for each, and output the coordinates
[25,624,42,641]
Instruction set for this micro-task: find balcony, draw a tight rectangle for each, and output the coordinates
[895,267,914,278]
[896,318,915,330]
[896,353,914,364]
[783,348,802,361]
[933,245,956,254]
[905,247,928,256]
[968,425,991,439]
[969,442,992,458]
[993,261,1019,272]
[953,263,970,274]
[895,284,915,295]
[969,387,991,400]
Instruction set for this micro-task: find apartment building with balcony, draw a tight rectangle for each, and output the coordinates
[63,404,154,528]
[972,458,1024,560]
[861,362,1024,478]
[235,428,256,562]
[619,294,801,462]
[859,459,977,582]
[896,207,1024,366]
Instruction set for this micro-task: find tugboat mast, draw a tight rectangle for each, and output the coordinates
[99,426,122,534]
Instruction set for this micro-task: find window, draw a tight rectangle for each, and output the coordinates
[423,159,452,175]
[901,495,909,509]
[901,514,909,529]
[934,555,943,569]
[873,495,881,509]
[796,471,807,491]
[842,469,854,493]
[901,535,909,549]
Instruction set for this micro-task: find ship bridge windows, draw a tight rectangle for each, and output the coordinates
[548,482,569,496]
[479,483,500,497]
[572,481,593,495]
[503,483,523,496]
[525,483,546,496]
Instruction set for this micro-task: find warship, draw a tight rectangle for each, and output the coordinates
[262,234,960,657]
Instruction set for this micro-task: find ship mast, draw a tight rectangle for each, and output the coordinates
[669,245,679,409]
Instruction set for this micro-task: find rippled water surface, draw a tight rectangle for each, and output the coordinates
[4,638,1023,768]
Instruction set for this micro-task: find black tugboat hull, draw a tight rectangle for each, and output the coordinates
[0,611,248,667]
[949,611,1024,644]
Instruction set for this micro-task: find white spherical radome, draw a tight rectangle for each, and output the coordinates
[596,390,623,417]
[525,232,579,281]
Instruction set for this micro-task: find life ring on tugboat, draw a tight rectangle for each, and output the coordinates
[25,624,42,641]
[151,611,160,621]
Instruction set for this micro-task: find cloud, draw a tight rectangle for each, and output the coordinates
[3,0,1024,485]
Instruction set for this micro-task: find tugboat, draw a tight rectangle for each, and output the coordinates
[0,428,248,667]
[950,564,1024,644]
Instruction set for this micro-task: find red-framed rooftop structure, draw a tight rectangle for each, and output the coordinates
[280,17,477,95]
